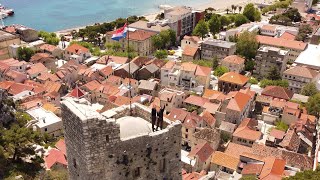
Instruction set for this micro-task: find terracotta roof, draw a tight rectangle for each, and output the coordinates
[224,142,251,159]
[162,61,175,69]
[123,78,138,85]
[182,171,207,180]
[0,81,15,90]
[188,142,214,162]
[300,113,316,123]
[201,111,216,126]
[283,66,319,79]
[107,29,156,41]
[279,129,301,152]
[65,44,89,54]
[233,118,262,141]
[222,55,245,65]
[256,35,307,51]
[184,95,209,107]
[132,56,152,67]
[261,25,276,31]
[81,80,101,92]
[30,53,54,62]
[159,91,174,102]
[259,157,286,180]
[97,55,128,65]
[227,92,251,112]
[20,98,43,110]
[183,35,201,44]
[269,129,285,140]
[262,86,293,100]
[211,151,239,170]
[195,65,211,77]
[43,81,62,93]
[183,45,199,57]
[42,103,60,114]
[114,96,131,106]
[193,128,220,144]
[4,69,27,82]
[55,139,66,155]
[40,44,58,52]
[167,108,189,122]
[69,87,85,99]
[37,72,60,82]
[219,72,249,85]
[279,32,296,41]
[183,112,203,128]
[181,62,198,72]
[202,102,220,114]
[242,163,264,175]
[44,149,67,169]
[27,63,48,76]
[8,83,33,95]
[202,89,220,99]
[106,75,122,84]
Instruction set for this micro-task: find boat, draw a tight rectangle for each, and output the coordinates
[0,4,14,16]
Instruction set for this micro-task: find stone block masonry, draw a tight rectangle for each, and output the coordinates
[62,97,182,180]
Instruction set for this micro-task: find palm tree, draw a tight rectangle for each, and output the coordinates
[238,6,242,13]
[231,5,235,13]
[225,8,230,14]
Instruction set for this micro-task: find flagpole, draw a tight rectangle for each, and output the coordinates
[127,18,132,116]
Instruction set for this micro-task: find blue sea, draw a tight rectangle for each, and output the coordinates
[2,0,211,32]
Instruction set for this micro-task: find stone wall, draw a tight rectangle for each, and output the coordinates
[62,100,182,180]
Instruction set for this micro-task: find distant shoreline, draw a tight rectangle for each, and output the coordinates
[55,0,273,35]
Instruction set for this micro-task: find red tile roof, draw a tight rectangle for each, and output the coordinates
[183,35,201,44]
[162,61,175,69]
[256,35,307,51]
[108,29,156,41]
[4,69,27,82]
[279,32,296,41]
[222,55,245,65]
[261,25,276,31]
[195,65,211,77]
[27,63,48,76]
[201,111,216,126]
[259,157,286,180]
[262,86,293,100]
[97,55,128,65]
[283,66,319,79]
[233,118,262,141]
[242,163,264,175]
[44,149,67,169]
[30,53,54,62]
[0,81,14,90]
[211,151,239,170]
[219,72,249,85]
[279,129,301,152]
[188,142,214,162]
[183,45,199,57]
[70,87,85,98]
[167,108,189,122]
[114,96,131,106]
[8,83,34,95]
[227,92,251,112]
[65,44,89,54]
[40,44,58,52]
[181,62,198,72]
[55,139,66,155]
[184,95,209,107]
[269,129,285,140]
[81,80,101,91]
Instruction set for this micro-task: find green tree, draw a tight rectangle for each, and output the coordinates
[151,35,164,50]
[238,6,243,13]
[39,167,69,180]
[245,60,255,71]
[260,79,289,88]
[284,168,320,180]
[267,66,281,80]
[214,66,229,77]
[249,77,258,84]
[192,59,213,68]
[274,121,289,131]
[236,31,258,60]
[154,50,168,59]
[212,56,219,69]
[220,16,231,28]
[167,29,177,47]
[38,31,60,45]
[243,3,260,22]
[159,30,170,48]
[208,14,221,35]
[283,8,301,22]
[240,175,257,180]
[295,24,313,41]
[17,47,35,62]
[301,82,319,96]
[234,14,249,27]
[192,20,209,39]
[269,15,292,26]
[306,93,320,118]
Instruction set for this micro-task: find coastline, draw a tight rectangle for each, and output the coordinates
[55,0,273,35]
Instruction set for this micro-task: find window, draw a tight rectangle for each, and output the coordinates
[160,159,166,172]
[44,128,47,132]
[106,135,109,143]
[185,134,188,139]
[186,128,188,132]
[73,158,77,168]
[134,167,140,177]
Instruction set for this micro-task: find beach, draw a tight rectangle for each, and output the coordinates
[55,0,274,35]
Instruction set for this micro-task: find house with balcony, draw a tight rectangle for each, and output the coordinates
[218,72,249,94]
[232,118,262,147]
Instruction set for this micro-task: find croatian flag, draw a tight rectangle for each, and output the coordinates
[112,23,127,41]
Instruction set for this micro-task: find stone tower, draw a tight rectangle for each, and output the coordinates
[62,97,182,180]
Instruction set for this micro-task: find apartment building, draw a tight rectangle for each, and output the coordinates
[201,39,236,60]
[254,46,289,78]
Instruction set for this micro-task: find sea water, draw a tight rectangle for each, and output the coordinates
[2,0,212,32]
